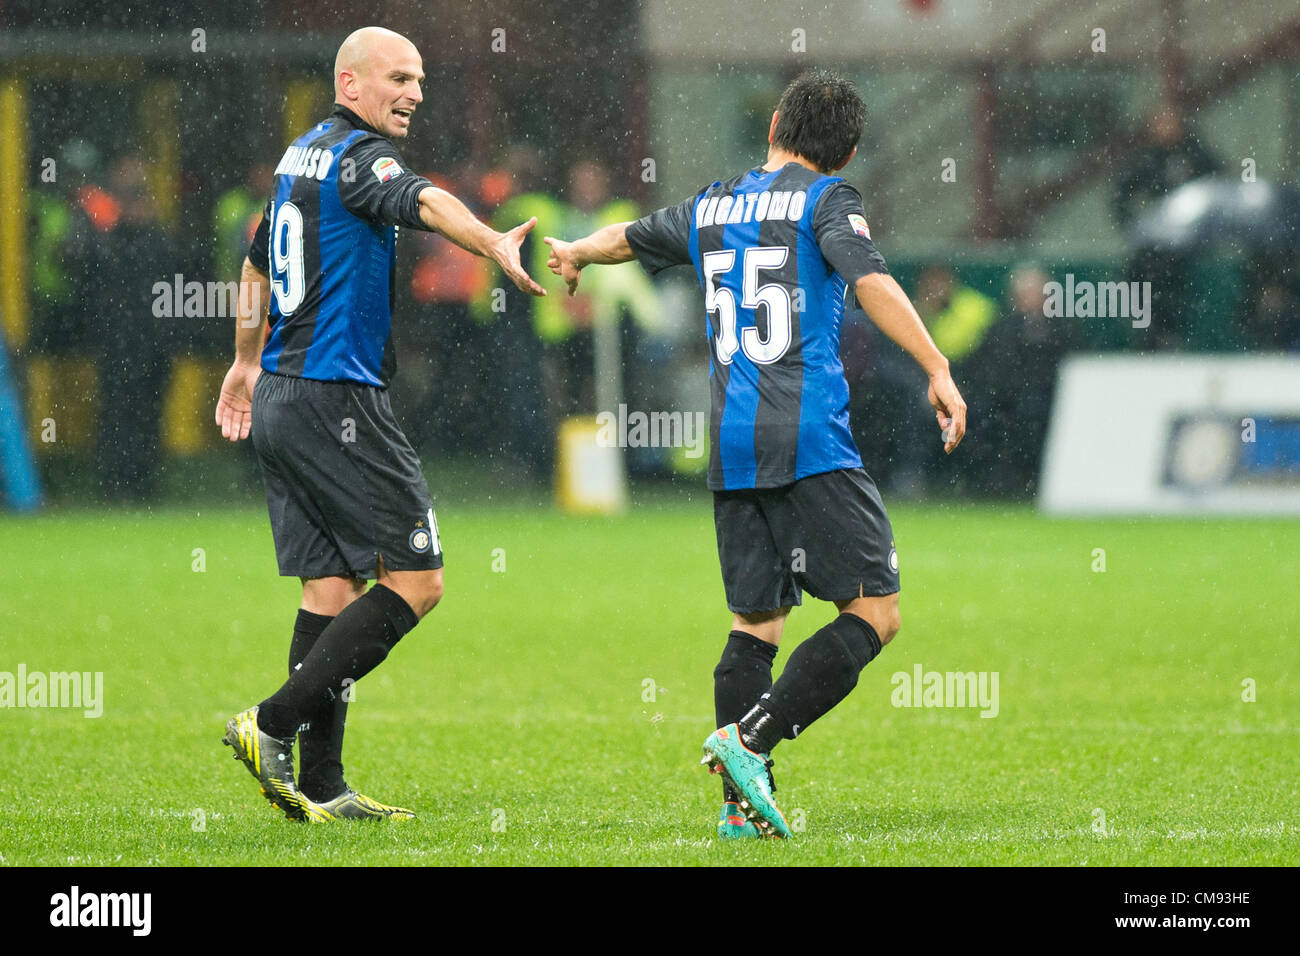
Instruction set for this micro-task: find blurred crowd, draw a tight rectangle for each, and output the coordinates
[30,145,184,501]
[26,142,675,499]
[844,262,1079,499]
[22,105,1300,503]
[392,148,669,482]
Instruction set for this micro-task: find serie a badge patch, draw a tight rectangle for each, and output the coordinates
[372,157,403,183]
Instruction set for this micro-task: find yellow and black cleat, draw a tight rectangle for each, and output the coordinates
[222,705,306,821]
[297,789,416,823]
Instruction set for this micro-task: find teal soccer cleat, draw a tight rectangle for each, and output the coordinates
[702,723,793,839]
[718,801,761,839]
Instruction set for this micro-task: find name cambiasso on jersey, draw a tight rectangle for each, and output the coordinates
[261,121,397,387]
[689,164,863,490]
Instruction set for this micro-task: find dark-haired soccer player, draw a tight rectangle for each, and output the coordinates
[545,70,966,838]
[215,26,543,822]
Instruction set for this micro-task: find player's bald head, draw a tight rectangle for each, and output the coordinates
[334,26,419,96]
[333,26,425,139]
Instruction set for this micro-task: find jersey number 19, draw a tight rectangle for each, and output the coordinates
[269,201,306,315]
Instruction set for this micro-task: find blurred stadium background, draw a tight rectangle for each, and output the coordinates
[1,1,1298,871]
[2,0,1298,513]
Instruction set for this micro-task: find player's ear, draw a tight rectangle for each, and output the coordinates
[338,69,358,101]
[768,111,779,145]
[832,145,858,172]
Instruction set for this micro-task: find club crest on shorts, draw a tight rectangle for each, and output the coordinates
[409,519,432,554]
[889,546,899,573]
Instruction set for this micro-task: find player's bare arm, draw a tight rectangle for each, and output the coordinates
[855,271,967,454]
[417,186,545,297]
[215,256,271,443]
[543,222,635,295]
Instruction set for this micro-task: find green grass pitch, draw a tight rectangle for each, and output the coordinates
[1,497,1296,866]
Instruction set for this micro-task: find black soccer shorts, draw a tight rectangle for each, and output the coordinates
[712,467,898,614]
[251,370,443,579]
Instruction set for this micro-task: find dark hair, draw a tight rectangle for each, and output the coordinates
[771,70,865,173]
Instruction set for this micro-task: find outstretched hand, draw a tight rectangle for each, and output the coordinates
[543,236,583,296]
[494,217,547,297]
[927,368,967,454]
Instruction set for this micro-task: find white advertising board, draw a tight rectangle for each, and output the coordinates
[1039,355,1300,515]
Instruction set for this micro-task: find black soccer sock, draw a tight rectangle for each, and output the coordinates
[714,630,777,802]
[737,612,882,754]
[288,609,334,674]
[285,609,350,802]
[714,630,778,728]
[258,584,419,741]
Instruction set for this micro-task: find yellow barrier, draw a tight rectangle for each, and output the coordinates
[284,78,328,145]
[0,77,29,348]
[27,356,227,455]
[554,416,628,514]
[161,357,226,454]
[26,356,98,451]
[138,79,180,230]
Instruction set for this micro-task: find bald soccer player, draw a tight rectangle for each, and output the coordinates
[216,27,544,822]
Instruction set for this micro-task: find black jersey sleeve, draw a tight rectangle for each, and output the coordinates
[626,194,697,275]
[336,136,435,230]
[246,199,271,274]
[812,182,889,284]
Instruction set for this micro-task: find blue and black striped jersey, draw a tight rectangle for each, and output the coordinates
[626,162,889,490]
[247,105,434,388]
